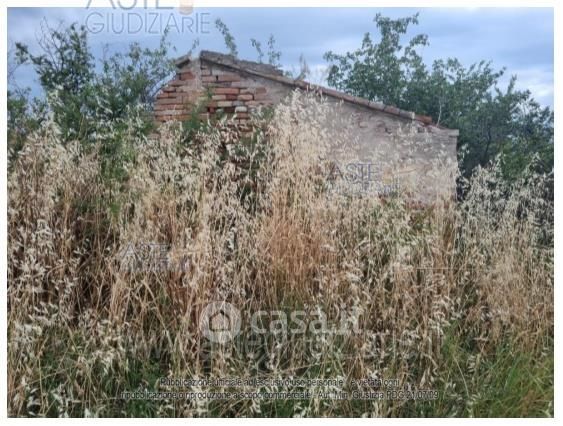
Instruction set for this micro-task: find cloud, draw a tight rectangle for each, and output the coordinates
[7,7,554,107]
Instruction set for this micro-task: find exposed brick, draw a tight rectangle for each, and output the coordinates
[155,109,184,116]
[230,81,251,88]
[415,114,433,125]
[203,82,233,89]
[216,74,241,82]
[244,101,263,107]
[177,85,196,93]
[166,104,184,111]
[179,71,195,80]
[154,103,182,111]
[157,97,184,105]
[214,87,239,95]
[153,55,459,199]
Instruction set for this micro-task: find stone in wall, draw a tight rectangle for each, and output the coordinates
[153,51,459,202]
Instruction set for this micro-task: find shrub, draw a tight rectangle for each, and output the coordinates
[7,93,553,417]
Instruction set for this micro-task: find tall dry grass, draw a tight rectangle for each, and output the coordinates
[8,92,553,417]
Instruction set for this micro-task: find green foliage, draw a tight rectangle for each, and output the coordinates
[250,34,284,71]
[296,54,310,80]
[13,21,174,145]
[180,89,213,143]
[251,38,264,63]
[215,18,238,57]
[221,22,297,79]
[8,91,553,417]
[325,13,428,105]
[429,330,553,417]
[12,21,176,193]
[267,34,282,68]
[15,22,94,95]
[15,22,95,141]
[95,33,176,121]
[7,88,48,163]
[7,14,554,419]
[215,21,280,72]
[324,13,553,181]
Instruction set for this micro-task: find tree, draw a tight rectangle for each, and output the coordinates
[95,33,175,121]
[14,20,175,143]
[15,20,95,141]
[7,88,48,163]
[323,13,553,181]
[7,43,48,161]
[324,13,428,106]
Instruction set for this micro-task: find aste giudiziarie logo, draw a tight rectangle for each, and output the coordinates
[84,0,211,35]
[325,161,402,197]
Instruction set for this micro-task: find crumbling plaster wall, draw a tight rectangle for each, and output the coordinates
[154,57,458,201]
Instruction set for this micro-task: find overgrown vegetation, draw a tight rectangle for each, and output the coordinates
[7,92,553,417]
[7,14,553,418]
[11,20,175,147]
[324,13,554,182]
[209,13,553,183]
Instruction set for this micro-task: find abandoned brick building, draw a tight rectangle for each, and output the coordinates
[154,50,459,200]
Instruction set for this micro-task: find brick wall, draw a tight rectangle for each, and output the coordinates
[154,58,279,126]
[154,54,459,202]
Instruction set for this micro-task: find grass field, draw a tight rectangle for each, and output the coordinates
[7,94,553,417]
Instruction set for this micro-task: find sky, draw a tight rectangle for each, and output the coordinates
[7,7,554,108]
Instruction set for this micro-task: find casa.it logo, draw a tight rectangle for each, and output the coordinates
[199,301,241,343]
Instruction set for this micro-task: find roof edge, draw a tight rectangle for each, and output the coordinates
[177,50,457,131]
[175,53,191,68]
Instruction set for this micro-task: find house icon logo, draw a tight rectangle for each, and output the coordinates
[199,301,241,343]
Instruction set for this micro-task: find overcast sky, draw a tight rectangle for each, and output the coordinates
[7,7,554,108]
